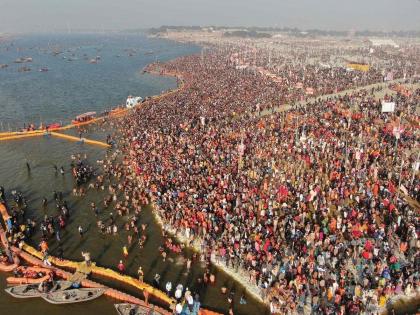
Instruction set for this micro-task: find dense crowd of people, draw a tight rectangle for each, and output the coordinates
[112,47,419,314]
[1,41,419,315]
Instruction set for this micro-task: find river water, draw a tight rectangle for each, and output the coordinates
[0,34,269,315]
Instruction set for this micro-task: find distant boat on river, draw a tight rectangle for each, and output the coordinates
[14,57,32,63]
[18,66,31,72]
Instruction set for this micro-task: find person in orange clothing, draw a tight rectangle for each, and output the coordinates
[40,240,48,254]
[329,217,337,234]
[372,181,379,197]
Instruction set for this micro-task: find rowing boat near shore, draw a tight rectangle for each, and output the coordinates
[41,287,105,304]
[115,303,160,315]
[5,280,73,298]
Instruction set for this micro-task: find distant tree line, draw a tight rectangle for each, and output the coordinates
[148,26,420,38]
[223,30,271,38]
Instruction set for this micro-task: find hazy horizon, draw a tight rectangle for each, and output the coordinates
[0,0,419,34]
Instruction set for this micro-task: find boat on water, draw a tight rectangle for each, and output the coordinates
[114,303,160,315]
[42,287,105,304]
[14,57,33,63]
[18,66,31,72]
[72,111,96,125]
[37,122,61,131]
[0,64,8,69]
[44,122,61,130]
[5,280,73,299]
[39,67,49,72]
[89,56,101,64]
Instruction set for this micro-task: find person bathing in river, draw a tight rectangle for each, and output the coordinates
[0,186,5,202]
[81,251,91,266]
[117,260,125,272]
[42,197,47,209]
[122,245,128,258]
[137,266,144,282]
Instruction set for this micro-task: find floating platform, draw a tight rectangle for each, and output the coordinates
[0,130,110,148]
[50,132,111,148]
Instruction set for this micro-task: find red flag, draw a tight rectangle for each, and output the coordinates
[388,181,396,194]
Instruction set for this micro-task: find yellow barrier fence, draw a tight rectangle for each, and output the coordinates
[0,132,46,141]
[49,132,111,148]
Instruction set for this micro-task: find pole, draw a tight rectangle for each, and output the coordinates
[411,149,420,187]
[396,159,404,200]
[394,120,401,161]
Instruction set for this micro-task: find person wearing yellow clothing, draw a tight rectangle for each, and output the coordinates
[123,245,128,258]
[327,287,334,301]
[378,294,387,308]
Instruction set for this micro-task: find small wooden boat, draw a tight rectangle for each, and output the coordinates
[114,303,159,315]
[18,66,31,72]
[42,122,61,130]
[72,111,96,125]
[14,57,33,63]
[42,287,105,304]
[5,281,73,298]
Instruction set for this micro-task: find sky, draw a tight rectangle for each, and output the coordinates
[0,0,419,33]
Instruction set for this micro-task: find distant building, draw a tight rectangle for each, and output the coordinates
[272,34,284,38]
[369,38,399,48]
